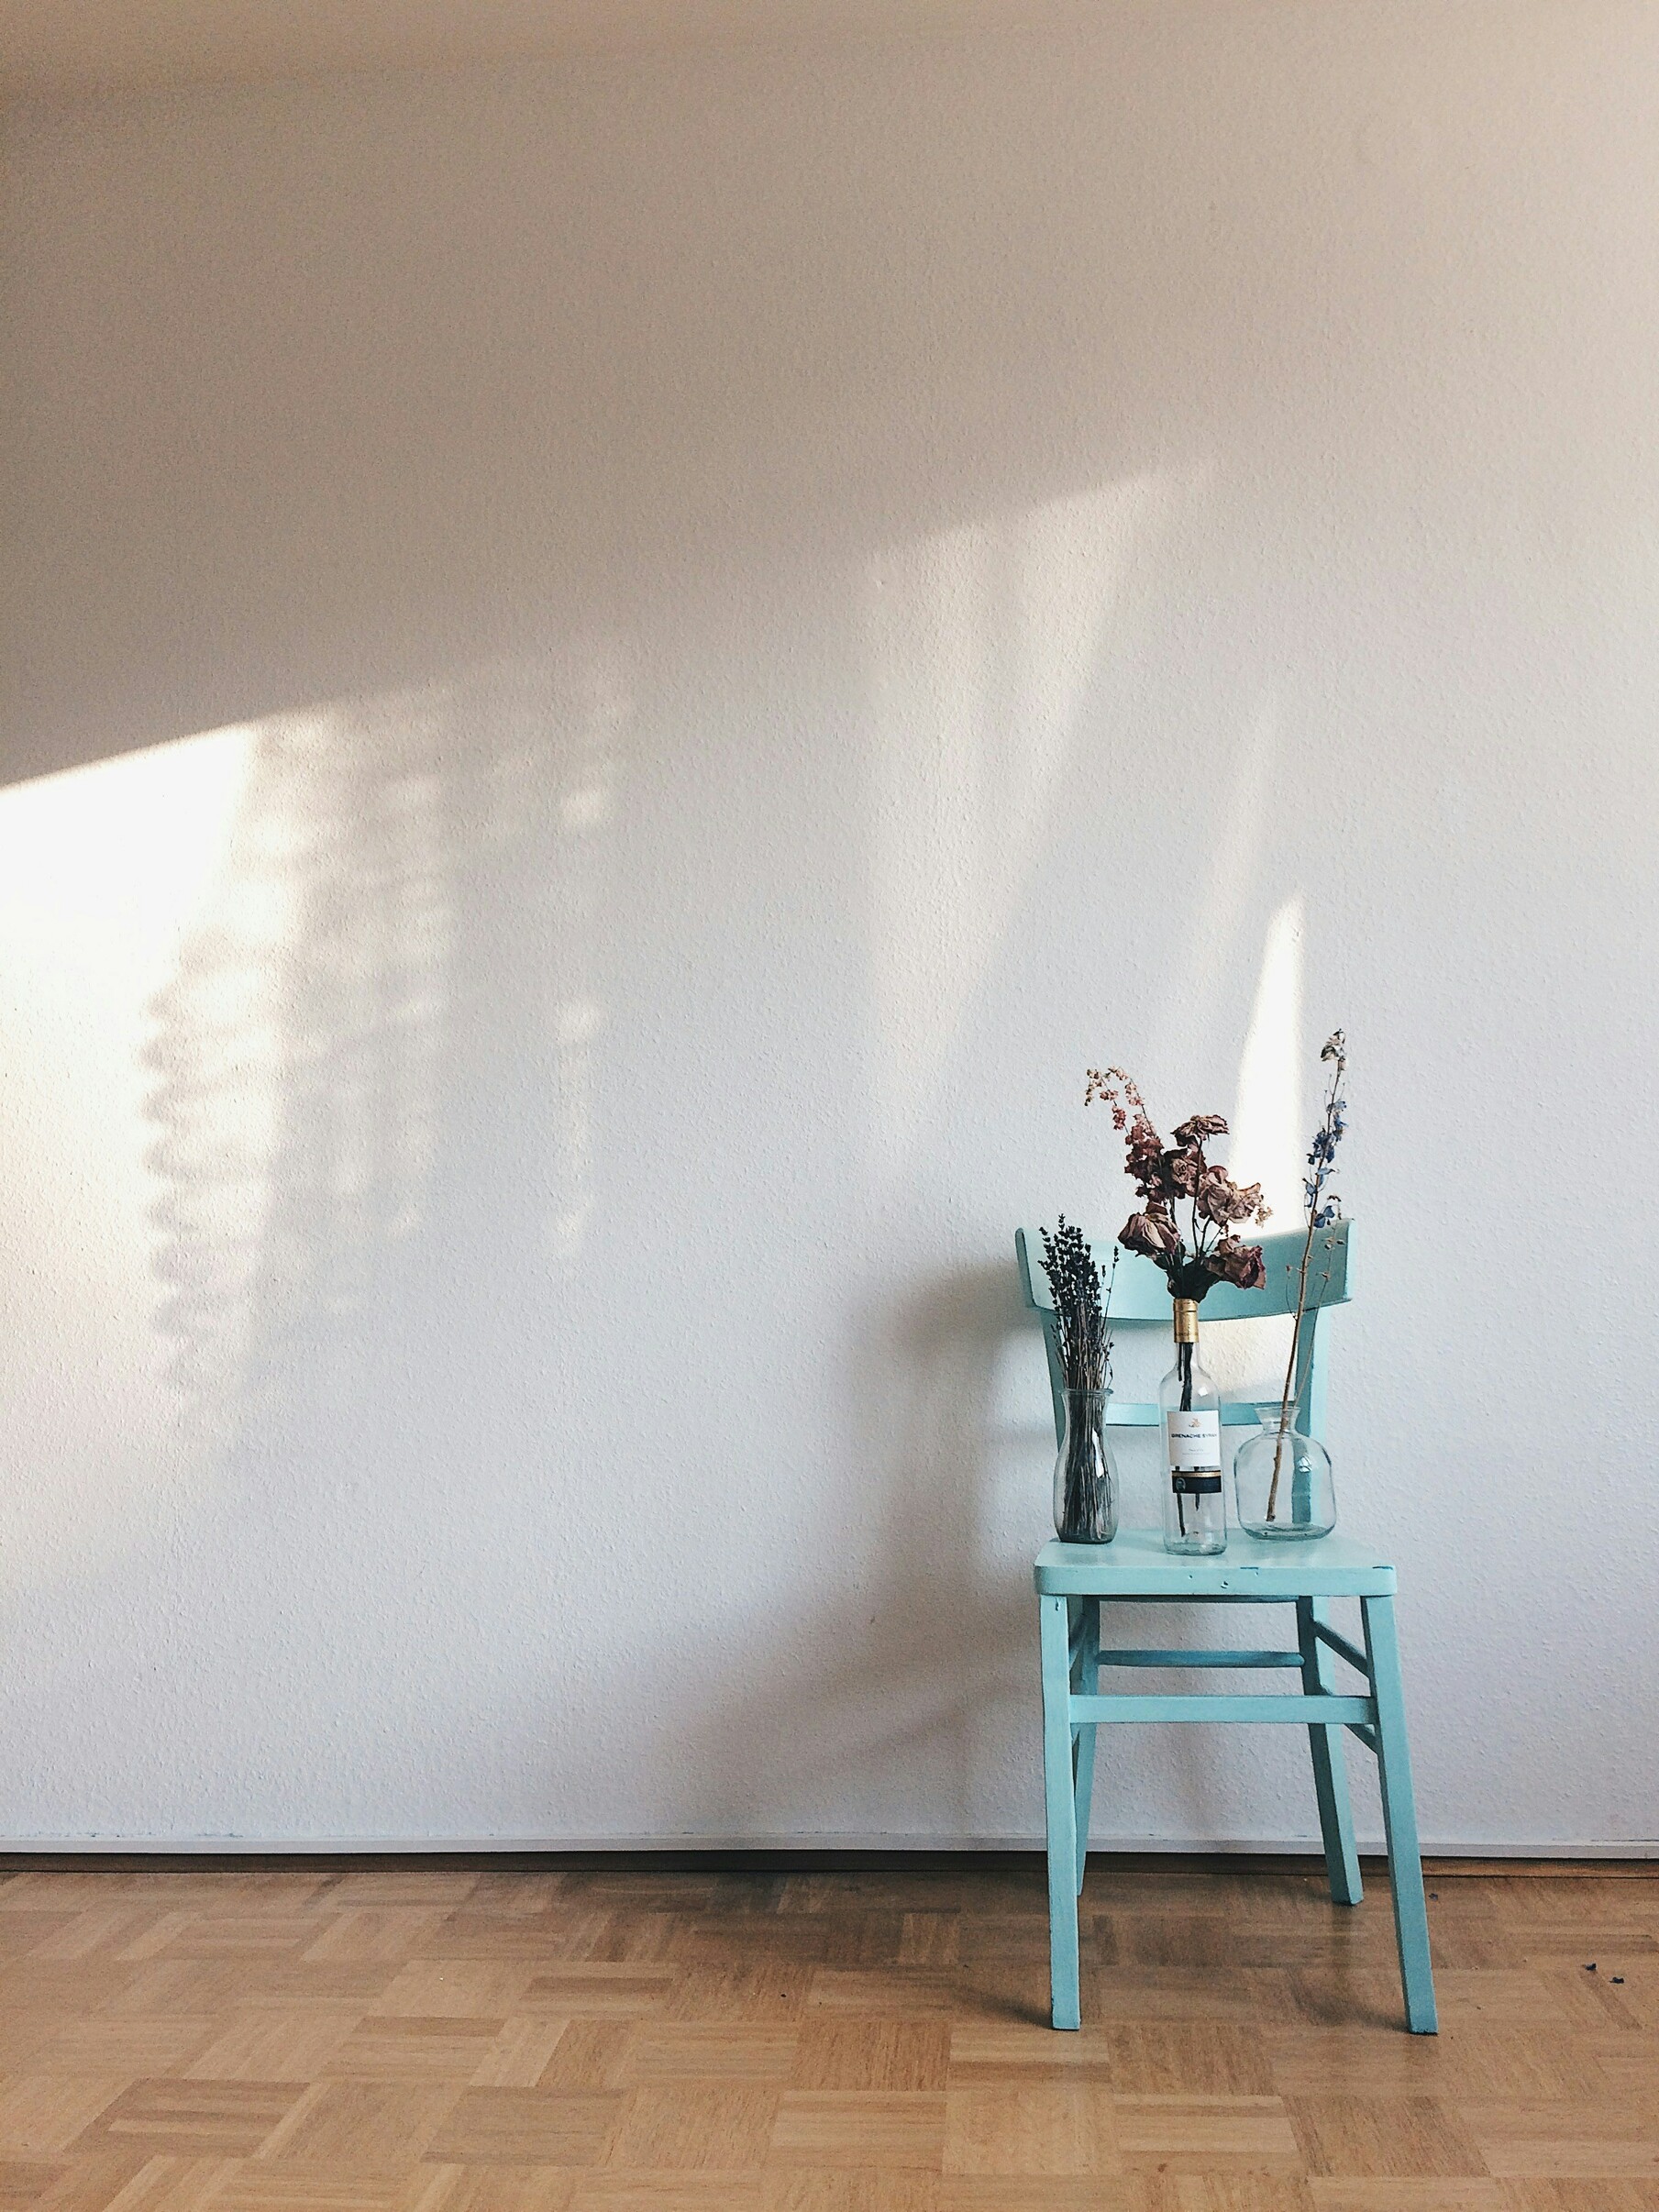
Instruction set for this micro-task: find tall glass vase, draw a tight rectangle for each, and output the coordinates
[1053,1387,1118,1543]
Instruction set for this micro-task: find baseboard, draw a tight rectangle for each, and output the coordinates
[2,1832,1654,1859]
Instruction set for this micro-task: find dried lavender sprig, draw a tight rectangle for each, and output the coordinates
[1039,1218,1113,1393]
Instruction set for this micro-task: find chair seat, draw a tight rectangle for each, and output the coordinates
[1034,1529,1396,1598]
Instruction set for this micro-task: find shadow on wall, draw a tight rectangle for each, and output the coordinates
[142,658,623,1461]
[677,1264,1035,1842]
[28,656,647,1831]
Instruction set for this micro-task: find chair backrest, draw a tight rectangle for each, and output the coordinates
[1015,1220,1352,1448]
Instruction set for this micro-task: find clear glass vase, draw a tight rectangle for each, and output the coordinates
[1054,1387,1118,1543]
[1233,1403,1336,1540]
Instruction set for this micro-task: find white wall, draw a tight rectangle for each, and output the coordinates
[3,2,1656,1851]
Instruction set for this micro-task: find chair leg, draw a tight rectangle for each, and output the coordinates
[1297,1597,1363,1907]
[1072,1597,1099,1898]
[1039,1594,1081,2030]
[1362,1595,1438,2033]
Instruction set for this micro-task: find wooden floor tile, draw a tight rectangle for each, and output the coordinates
[424,2092,625,2168]
[623,2026,799,2084]
[0,2019,66,2075]
[943,2085,1118,2176]
[1269,2027,1510,2100]
[184,2013,361,2084]
[572,2176,769,2211]
[415,2165,579,2211]
[121,1915,318,1963]
[766,2176,941,2212]
[1287,2094,1489,2178]
[72,2079,302,2158]
[1498,2183,1659,2211]
[1114,2096,1302,2175]
[1582,2035,1659,2102]
[97,2152,227,2211]
[0,2162,64,2212]
[793,2021,951,2093]
[202,1963,403,2015]
[898,1919,961,1971]
[519,1973,675,2021]
[534,2026,633,2094]
[935,2181,1117,2212]
[606,2085,779,2169]
[326,1875,483,1910]
[945,2024,1116,2080]
[770,2095,946,2171]
[807,1975,957,2019]
[0,1963,144,2020]
[421,1920,597,1969]
[303,1915,456,1967]
[1131,2184,1316,2212]
[379,1967,533,2020]
[1458,2099,1659,2180]
[264,2083,454,2171]
[1307,2184,1508,2210]
[1084,1968,1302,2027]
[666,1970,813,2023]
[471,2025,570,2091]
[26,1910,157,1964]
[1104,2025,1277,2096]
[323,2018,506,2082]
[205,2162,419,2211]
[38,2020,218,2077]
[0,2079,127,2158]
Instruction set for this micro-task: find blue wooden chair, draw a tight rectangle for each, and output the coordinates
[1015,1221,1436,2035]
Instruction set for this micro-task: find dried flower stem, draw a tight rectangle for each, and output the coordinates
[1266,1032,1347,1521]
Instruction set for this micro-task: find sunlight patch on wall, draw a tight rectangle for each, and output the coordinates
[1153,702,1280,1068]
[1209,893,1306,1400]
[144,697,456,1441]
[1231,894,1306,1221]
[546,638,633,1274]
[0,724,259,1579]
[864,471,1174,1167]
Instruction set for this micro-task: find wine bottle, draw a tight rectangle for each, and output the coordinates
[1159,1298,1226,1554]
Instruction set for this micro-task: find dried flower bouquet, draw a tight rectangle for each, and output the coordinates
[1084,1069,1270,1300]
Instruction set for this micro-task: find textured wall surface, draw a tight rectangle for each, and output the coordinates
[2,3,1655,1849]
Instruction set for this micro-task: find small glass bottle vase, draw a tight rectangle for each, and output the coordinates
[1233,1403,1336,1540]
[1053,1388,1119,1543]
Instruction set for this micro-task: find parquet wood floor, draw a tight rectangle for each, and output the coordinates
[0,1857,1653,2212]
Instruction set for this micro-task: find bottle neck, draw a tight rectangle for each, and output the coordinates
[1172,1297,1200,1345]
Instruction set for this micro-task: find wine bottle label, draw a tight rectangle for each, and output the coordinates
[1167,1410,1222,1495]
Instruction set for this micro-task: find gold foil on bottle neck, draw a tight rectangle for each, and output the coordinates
[1172,1298,1200,1344]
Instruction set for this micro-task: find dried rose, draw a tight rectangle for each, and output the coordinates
[1120,1209,1180,1258]
[1196,1167,1266,1227]
[1173,1112,1229,1145]
[1211,1236,1266,1289]
[1166,1146,1202,1195]
[1125,1118,1171,1199]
